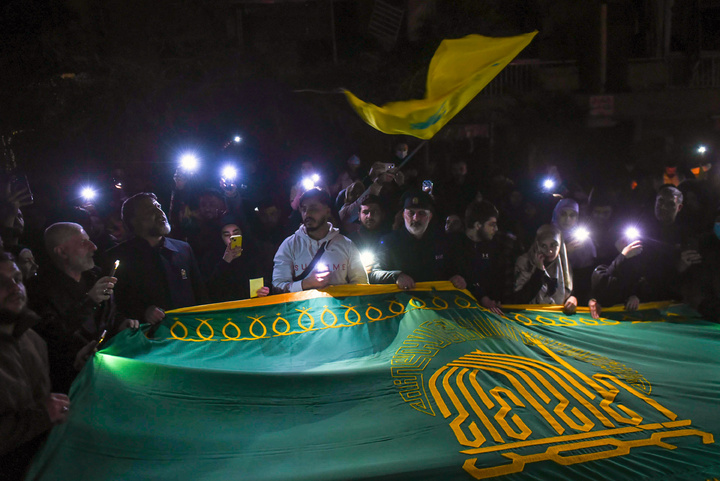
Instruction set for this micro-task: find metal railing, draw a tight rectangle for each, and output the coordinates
[481,53,720,96]
[481,59,578,96]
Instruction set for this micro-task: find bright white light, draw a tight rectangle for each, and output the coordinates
[233,136,242,143]
[542,178,555,190]
[624,226,640,240]
[221,165,238,181]
[302,177,315,190]
[254,207,259,212]
[311,173,320,183]
[80,186,97,201]
[698,145,707,154]
[573,227,590,242]
[179,153,199,172]
[360,251,375,266]
[316,262,329,273]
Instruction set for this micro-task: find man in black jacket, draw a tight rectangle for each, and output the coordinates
[370,190,465,290]
[28,222,137,393]
[446,201,509,314]
[592,185,702,308]
[104,193,208,326]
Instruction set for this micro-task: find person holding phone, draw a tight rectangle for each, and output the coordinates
[203,221,272,301]
[514,224,600,318]
[0,174,33,256]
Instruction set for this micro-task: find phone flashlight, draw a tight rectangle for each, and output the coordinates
[179,153,200,173]
[572,226,590,242]
[542,178,556,190]
[316,262,329,273]
[301,177,315,190]
[233,136,242,143]
[624,226,641,241]
[360,251,375,267]
[80,186,97,202]
[221,165,238,181]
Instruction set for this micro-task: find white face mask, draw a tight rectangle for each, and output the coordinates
[396,150,407,159]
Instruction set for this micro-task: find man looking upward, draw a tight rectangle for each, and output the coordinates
[105,193,207,326]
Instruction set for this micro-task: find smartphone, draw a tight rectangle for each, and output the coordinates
[10,173,34,204]
[230,235,243,249]
[422,180,433,193]
[97,329,107,348]
[383,163,395,171]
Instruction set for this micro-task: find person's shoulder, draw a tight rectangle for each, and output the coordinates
[515,250,531,264]
[445,231,467,246]
[379,229,403,246]
[164,236,192,250]
[106,236,142,256]
[19,327,48,353]
[275,230,306,254]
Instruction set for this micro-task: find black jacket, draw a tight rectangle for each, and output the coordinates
[103,236,208,321]
[370,227,448,284]
[28,265,119,393]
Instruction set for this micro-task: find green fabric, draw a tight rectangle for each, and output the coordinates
[27,284,720,480]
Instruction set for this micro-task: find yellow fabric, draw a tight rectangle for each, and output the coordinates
[503,301,676,313]
[167,281,467,313]
[169,280,674,315]
[344,31,537,139]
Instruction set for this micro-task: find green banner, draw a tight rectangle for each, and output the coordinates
[27,283,720,480]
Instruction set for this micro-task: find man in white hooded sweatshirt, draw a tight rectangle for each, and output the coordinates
[273,188,368,293]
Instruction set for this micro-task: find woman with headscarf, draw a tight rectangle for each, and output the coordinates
[551,198,597,303]
[514,224,600,318]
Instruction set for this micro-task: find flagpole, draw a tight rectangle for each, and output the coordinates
[395,140,428,171]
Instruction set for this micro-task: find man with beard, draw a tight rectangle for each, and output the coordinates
[28,223,138,393]
[370,190,465,290]
[592,185,702,307]
[446,201,507,314]
[104,193,207,325]
[273,188,367,293]
[0,252,70,480]
[347,195,389,252]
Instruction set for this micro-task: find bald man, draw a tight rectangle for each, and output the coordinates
[28,222,138,393]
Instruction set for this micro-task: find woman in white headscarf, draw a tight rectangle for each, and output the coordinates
[551,198,597,269]
[514,224,600,318]
[552,198,597,303]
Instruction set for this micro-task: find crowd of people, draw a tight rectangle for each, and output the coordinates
[2,141,720,479]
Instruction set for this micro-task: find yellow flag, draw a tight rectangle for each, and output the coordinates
[344,31,538,139]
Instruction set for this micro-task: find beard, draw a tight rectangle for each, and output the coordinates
[406,221,428,238]
[0,298,30,322]
[148,219,171,237]
[362,219,377,230]
[77,256,96,272]
[304,216,326,232]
